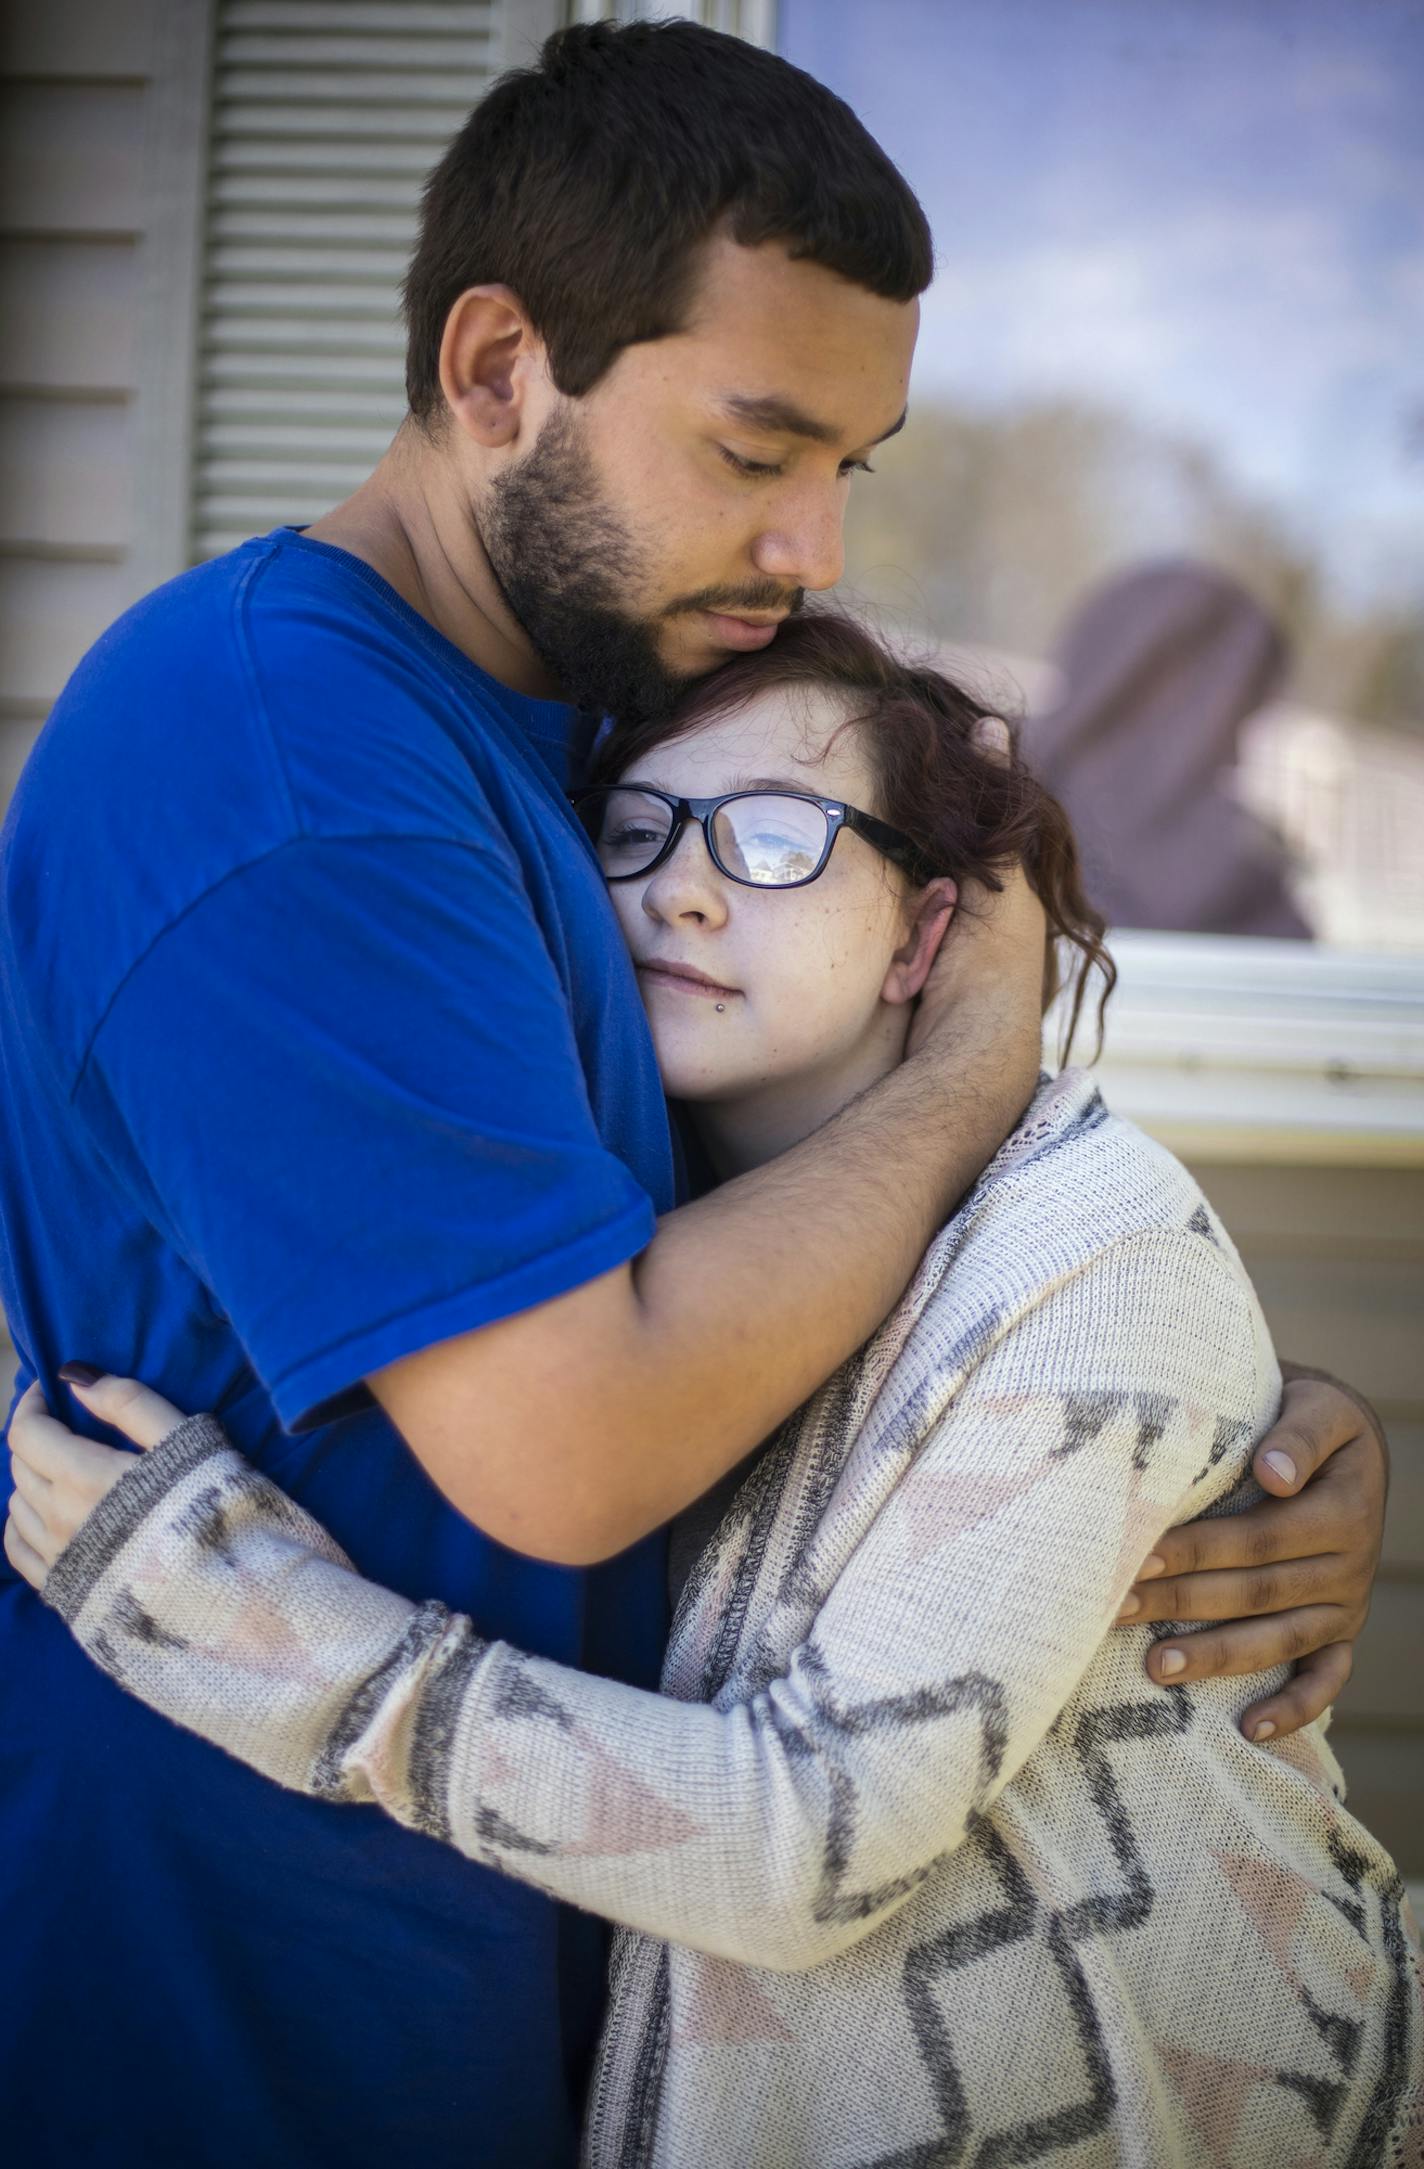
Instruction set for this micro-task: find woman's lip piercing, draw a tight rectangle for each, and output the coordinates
[715,1002,726,1012]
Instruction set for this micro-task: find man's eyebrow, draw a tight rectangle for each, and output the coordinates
[719,395,908,450]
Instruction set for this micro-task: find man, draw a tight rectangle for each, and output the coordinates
[0,22,1385,2169]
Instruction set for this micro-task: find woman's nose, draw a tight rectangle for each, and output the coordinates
[640,822,730,926]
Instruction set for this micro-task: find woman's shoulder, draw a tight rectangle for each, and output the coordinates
[978,1066,1229,1247]
[872,1071,1279,1454]
[907,1068,1262,1345]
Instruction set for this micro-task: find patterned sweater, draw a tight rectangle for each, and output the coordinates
[44,1071,1421,2167]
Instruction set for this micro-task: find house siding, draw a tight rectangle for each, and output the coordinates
[0,0,211,802]
[1185,1159,1424,1872]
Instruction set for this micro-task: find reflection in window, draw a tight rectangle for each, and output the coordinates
[781,0,1424,948]
[1031,561,1311,939]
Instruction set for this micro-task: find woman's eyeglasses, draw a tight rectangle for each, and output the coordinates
[571,786,932,891]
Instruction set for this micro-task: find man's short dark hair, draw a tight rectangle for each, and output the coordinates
[403,18,933,425]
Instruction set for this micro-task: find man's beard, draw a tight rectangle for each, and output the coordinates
[483,405,802,725]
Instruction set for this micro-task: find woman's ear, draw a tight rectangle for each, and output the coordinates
[882,877,958,1006]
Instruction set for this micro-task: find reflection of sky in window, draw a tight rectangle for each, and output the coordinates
[779,0,1423,610]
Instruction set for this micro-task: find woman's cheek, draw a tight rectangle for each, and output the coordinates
[805,900,881,1005]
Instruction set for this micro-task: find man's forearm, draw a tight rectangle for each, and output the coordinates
[374,864,1047,1561]
[629,1041,1034,1482]
[374,1032,1037,1563]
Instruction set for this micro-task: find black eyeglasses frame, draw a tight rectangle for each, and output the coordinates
[570,785,934,891]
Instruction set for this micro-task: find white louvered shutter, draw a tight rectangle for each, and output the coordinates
[194,0,516,561]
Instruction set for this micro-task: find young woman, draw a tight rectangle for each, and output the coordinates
[8,616,1418,2164]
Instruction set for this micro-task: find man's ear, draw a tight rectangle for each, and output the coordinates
[882,877,957,1005]
[437,285,545,449]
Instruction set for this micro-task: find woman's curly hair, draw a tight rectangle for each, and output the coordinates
[593,609,1115,1058]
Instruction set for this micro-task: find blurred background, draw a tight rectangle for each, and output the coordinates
[786,0,1424,957]
[1,0,1420,1868]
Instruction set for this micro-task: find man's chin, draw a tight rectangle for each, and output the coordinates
[656,619,741,683]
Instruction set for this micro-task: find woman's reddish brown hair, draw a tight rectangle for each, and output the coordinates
[593,609,1116,1057]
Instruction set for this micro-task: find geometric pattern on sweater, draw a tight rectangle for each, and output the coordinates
[872,1683,1195,2167]
[42,1069,1423,2168]
[586,1078,1420,2165]
[788,1641,1010,1935]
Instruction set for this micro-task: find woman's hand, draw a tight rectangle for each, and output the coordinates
[3,1373,186,1588]
[1117,1370,1388,1742]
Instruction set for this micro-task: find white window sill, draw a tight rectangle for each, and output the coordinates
[1052,934,1424,1166]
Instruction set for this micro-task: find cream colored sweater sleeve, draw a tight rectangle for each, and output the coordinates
[44,1227,1267,1973]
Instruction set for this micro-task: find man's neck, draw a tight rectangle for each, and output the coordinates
[304,426,565,703]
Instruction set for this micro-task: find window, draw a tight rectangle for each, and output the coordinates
[779,0,1424,1151]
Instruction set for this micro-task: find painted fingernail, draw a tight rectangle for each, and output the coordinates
[57,1362,103,1386]
[1116,1592,1141,1619]
[1251,1720,1276,1741]
[1264,1450,1296,1485]
[1137,1554,1167,1580]
[1157,1649,1187,1678]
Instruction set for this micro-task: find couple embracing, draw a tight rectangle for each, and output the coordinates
[0,22,1413,2169]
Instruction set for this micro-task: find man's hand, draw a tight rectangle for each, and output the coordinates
[908,854,1047,1084]
[1117,1371,1387,1741]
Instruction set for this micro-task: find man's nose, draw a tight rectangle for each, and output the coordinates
[751,482,846,594]
[641,822,730,924]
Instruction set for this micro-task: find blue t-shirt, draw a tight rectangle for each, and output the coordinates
[0,531,677,2168]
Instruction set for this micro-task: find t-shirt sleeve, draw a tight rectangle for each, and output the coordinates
[80,831,657,1427]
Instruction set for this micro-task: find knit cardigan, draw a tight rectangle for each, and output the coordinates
[44,1070,1422,2167]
